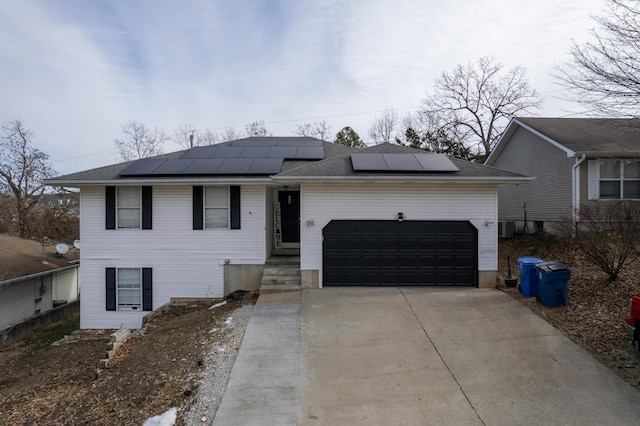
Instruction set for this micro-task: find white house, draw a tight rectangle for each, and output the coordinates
[46,138,528,329]
[0,234,79,336]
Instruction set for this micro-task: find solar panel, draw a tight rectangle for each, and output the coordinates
[351,153,460,172]
[120,138,326,177]
[351,153,388,171]
[184,158,225,174]
[276,139,322,147]
[152,159,195,174]
[210,146,245,158]
[182,146,219,159]
[247,158,284,174]
[296,146,324,160]
[238,146,271,158]
[216,158,254,174]
[415,153,460,172]
[267,146,297,158]
[119,159,165,175]
[383,154,422,171]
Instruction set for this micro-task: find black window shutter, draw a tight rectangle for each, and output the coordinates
[193,186,204,230]
[142,268,153,311]
[142,186,152,229]
[106,268,116,311]
[105,186,116,230]
[230,185,241,229]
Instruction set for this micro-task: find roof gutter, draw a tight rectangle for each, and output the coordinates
[0,264,79,288]
[572,154,587,225]
[45,177,274,187]
[272,175,534,185]
[573,151,640,157]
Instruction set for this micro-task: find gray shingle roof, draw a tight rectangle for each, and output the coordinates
[516,117,640,154]
[46,138,525,186]
[276,143,526,179]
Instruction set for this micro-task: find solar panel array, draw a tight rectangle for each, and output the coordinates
[119,139,323,176]
[350,153,460,172]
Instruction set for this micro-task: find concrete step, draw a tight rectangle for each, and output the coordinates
[259,284,302,294]
[266,256,300,266]
[260,263,302,293]
[261,275,301,286]
[263,266,301,277]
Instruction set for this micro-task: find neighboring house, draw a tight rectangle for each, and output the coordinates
[485,117,640,235]
[45,137,528,329]
[0,234,80,331]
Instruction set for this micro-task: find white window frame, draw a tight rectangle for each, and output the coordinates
[204,186,230,229]
[117,186,142,229]
[116,268,142,310]
[590,159,640,200]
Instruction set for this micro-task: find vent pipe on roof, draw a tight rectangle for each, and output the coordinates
[190,132,194,149]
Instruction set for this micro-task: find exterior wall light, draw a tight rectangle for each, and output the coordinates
[306,219,315,226]
[397,212,405,222]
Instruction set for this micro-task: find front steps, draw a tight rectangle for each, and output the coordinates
[260,256,301,293]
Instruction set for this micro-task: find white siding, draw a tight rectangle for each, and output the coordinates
[299,182,499,285]
[52,268,79,302]
[0,278,36,329]
[79,185,267,329]
[0,267,80,330]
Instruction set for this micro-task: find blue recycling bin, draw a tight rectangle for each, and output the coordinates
[517,257,543,297]
[536,262,571,307]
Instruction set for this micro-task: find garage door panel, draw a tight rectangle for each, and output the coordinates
[323,220,477,287]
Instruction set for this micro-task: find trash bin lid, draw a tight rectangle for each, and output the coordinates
[517,256,543,264]
[536,261,568,272]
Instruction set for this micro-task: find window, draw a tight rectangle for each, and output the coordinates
[117,268,141,310]
[106,267,152,311]
[598,160,640,200]
[117,187,141,228]
[105,186,152,230]
[204,186,229,228]
[193,185,241,230]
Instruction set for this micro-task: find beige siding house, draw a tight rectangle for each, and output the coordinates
[47,137,527,329]
[486,118,640,235]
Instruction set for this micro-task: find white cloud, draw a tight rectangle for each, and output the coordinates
[0,0,605,174]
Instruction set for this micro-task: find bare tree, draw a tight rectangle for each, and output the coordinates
[114,121,168,161]
[220,127,242,142]
[173,124,222,149]
[557,201,640,281]
[172,123,199,149]
[293,120,332,140]
[0,120,56,238]
[369,107,399,144]
[335,126,365,147]
[244,120,272,137]
[554,0,640,116]
[422,56,541,160]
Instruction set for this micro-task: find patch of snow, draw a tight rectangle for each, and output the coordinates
[224,316,233,326]
[209,300,227,310]
[142,407,177,426]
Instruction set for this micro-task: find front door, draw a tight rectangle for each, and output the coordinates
[278,191,300,244]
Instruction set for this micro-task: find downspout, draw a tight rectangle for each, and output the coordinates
[572,154,587,226]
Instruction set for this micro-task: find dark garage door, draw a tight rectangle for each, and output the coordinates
[323,220,477,286]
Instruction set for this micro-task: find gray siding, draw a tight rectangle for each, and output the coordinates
[492,127,574,228]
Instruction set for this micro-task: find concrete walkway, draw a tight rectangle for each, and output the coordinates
[214,287,640,425]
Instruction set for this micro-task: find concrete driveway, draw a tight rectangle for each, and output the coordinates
[213,287,640,425]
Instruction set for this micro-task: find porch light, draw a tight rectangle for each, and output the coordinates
[397,212,404,222]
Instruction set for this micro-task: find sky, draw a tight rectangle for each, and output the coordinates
[0,0,605,175]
